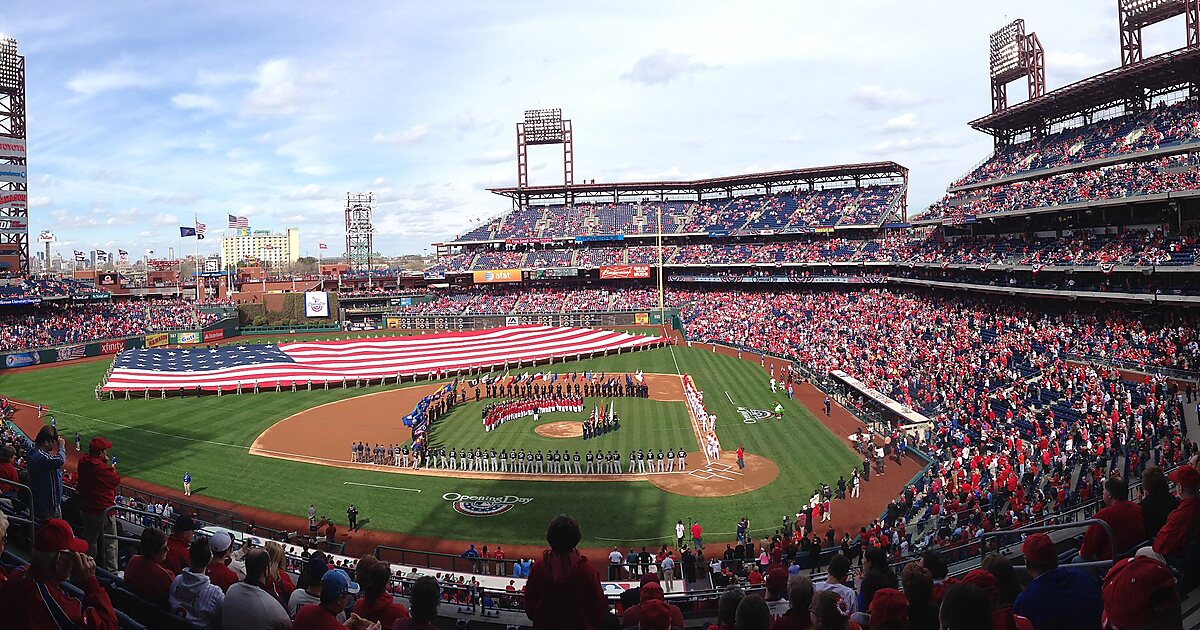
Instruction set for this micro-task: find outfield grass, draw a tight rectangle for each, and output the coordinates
[0,343,860,547]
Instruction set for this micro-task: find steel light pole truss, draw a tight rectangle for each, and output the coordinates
[344,192,374,272]
[516,108,574,205]
[0,36,27,274]
[1119,0,1200,67]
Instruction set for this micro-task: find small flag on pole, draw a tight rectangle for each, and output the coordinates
[227,214,249,229]
[319,243,329,250]
[179,226,196,238]
[195,221,207,240]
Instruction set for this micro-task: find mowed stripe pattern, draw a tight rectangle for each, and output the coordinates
[102,326,667,391]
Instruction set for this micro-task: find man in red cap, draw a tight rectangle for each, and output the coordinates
[1151,464,1199,575]
[620,581,684,628]
[0,518,118,629]
[1012,532,1101,630]
[1079,475,1144,561]
[77,436,121,573]
[1101,556,1182,629]
[866,588,908,630]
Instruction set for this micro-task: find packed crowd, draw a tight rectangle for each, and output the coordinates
[453,185,904,243]
[0,300,224,352]
[955,99,1200,187]
[0,276,109,301]
[427,226,1200,274]
[924,153,1200,222]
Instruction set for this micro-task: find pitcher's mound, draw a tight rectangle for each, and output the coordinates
[650,452,779,497]
[535,421,584,438]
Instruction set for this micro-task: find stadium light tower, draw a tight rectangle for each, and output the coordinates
[988,20,1046,116]
[516,108,574,201]
[345,192,374,272]
[1118,0,1200,66]
[0,35,28,275]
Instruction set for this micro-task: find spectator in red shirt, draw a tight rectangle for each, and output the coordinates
[0,445,18,500]
[1079,476,1145,561]
[524,514,609,629]
[352,563,409,627]
[293,568,376,630]
[0,518,118,630]
[164,514,197,575]
[76,437,121,573]
[619,581,685,628]
[1150,464,1199,579]
[123,527,175,606]
[205,531,239,592]
[771,575,814,630]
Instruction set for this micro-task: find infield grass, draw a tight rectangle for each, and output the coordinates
[0,340,860,548]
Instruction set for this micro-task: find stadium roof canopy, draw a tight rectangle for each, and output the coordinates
[488,161,908,205]
[970,46,1200,140]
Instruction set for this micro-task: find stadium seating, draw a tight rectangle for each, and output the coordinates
[953,100,1200,187]
[924,153,1200,221]
[448,186,904,243]
[0,300,225,352]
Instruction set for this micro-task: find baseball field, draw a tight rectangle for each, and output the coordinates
[0,333,869,550]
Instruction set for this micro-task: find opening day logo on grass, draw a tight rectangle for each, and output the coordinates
[442,492,533,517]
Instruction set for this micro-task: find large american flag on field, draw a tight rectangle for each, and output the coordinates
[101,326,667,391]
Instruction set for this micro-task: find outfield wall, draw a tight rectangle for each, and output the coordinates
[378,310,669,330]
[0,317,239,370]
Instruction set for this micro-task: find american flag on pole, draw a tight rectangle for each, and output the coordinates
[319,243,328,250]
[195,220,207,240]
[101,326,666,391]
[228,214,249,229]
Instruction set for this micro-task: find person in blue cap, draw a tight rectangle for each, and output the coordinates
[292,568,378,629]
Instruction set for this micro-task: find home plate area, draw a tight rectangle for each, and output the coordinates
[689,459,743,482]
[648,451,778,498]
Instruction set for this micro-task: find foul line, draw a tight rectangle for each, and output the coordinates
[342,482,421,493]
[10,405,250,451]
[725,391,734,405]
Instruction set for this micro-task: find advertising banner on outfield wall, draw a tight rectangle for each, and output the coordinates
[202,329,225,342]
[599,265,651,280]
[473,269,522,284]
[0,337,142,371]
[304,291,330,317]
[0,138,25,159]
[0,164,26,184]
[173,331,201,345]
[146,333,169,348]
[55,345,87,362]
[4,351,39,368]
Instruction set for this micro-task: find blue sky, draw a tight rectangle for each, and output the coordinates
[2,1,1191,257]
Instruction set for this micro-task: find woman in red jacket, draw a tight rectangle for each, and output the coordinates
[524,514,610,629]
[353,562,410,626]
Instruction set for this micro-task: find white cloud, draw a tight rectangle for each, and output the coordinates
[623,50,714,85]
[284,184,335,201]
[464,150,511,166]
[1046,50,1108,78]
[148,212,179,226]
[29,196,53,209]
[66,68,154,95]
[171,93,219,110]
[242,58,327,118]
[372,125,430,147]
[882,112,918,133]
[864,135,956,155]
[851,85,922,110]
